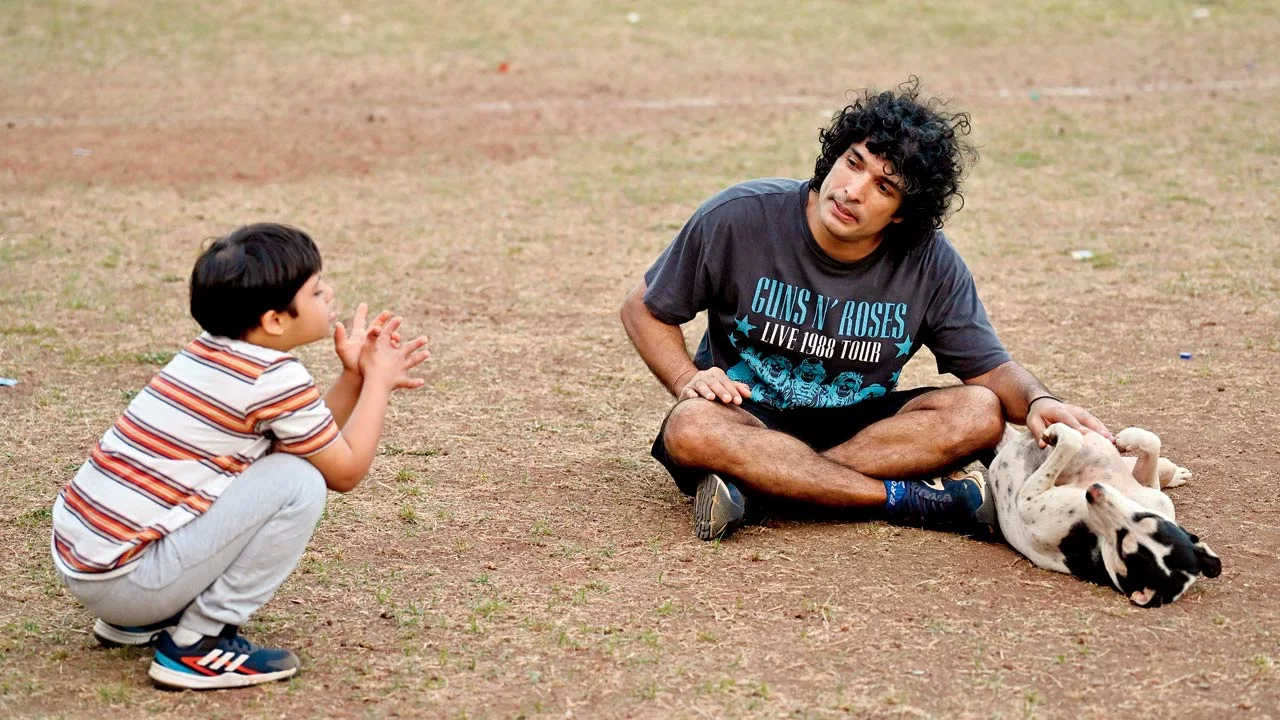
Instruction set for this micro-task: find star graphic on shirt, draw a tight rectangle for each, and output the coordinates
[728,333,739,347]
[735,315,758,337]
[894,335,913,358]
[890,370,901,384]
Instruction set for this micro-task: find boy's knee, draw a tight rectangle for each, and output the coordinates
[256,454,327,517]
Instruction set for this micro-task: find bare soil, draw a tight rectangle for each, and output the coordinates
[2,10,1278,718]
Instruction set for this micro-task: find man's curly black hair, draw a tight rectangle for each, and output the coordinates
[811,77,977,253]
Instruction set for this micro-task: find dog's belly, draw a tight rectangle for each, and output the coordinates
[988,437,1080,573]
[988,430,1162,580]
[1051,433,1136,490]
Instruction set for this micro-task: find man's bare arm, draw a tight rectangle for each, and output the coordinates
[619,281,751,403]
[964,360,1111,445]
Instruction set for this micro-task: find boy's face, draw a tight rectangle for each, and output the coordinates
[283,273,336,347]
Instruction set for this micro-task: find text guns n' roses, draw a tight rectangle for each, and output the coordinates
[750,276,906,362]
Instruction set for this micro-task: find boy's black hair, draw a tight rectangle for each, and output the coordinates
[190,223,323,339]
[811,76,978,254]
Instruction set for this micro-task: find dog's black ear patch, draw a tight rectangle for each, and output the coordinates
[1195,543,1222,578]
[1059,522,1111,587]
[1117,514,1213,606]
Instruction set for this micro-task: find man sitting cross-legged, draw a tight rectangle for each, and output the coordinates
[620,79,1110,540]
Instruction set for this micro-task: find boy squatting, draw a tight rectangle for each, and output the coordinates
[50,223,430,690]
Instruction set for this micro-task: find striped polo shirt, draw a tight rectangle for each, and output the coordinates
[51,333,339,580]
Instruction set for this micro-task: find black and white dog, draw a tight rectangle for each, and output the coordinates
[987,423,1221,607]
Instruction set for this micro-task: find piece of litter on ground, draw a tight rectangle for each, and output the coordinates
[1191,7,1211,19]
[626,11,640,23]
[71,147,91,157]
[0,378,18,387]
[1070,249,1095,261]
[1179,352,1193,360]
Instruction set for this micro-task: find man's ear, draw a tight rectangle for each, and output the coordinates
[890,215,904,224]
[258,309,288,337]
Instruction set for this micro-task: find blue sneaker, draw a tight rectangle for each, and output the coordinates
[884,470,994,533]
[694,474,749,541]
[92,612,183,648]
[148,626,300,690]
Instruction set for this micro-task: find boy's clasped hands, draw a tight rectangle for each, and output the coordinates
[333,303,431,392]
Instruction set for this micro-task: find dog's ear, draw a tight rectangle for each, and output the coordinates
[1129,587,1158,606]
[1194,541,1222,578]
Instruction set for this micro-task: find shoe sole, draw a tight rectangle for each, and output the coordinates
[694,474,744,541]
[92,618,163,648]
[148,661,298,690]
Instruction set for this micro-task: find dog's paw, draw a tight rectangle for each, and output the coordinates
[1161,463,1192,489]
[1043,422,1082,449]
[1115,427,1161,456]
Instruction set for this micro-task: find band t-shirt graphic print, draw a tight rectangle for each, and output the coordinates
[643,179,1010,410]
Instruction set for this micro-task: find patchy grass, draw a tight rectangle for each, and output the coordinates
[2,1,1279,718]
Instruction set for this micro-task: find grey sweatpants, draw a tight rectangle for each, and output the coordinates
[59,453,327,637]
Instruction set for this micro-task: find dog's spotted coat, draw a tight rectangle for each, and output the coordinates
[987,423,1221,607]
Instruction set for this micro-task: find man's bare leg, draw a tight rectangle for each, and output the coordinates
[662,386,1004,508]
[821,385,1004,477]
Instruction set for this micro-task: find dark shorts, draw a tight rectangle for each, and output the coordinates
[651,386,939,496]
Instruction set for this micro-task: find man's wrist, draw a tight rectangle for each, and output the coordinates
[671,368,697,395]
[1026,395,1060,413]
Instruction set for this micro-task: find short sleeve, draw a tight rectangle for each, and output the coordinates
[248,359,339,456]
[920,239,1012,380]
[642,207,718,325]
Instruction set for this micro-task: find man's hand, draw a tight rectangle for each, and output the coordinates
[1026,398,1112,448]
[359,316,431,391]
[334,304,394,375]
[677,367,752,405]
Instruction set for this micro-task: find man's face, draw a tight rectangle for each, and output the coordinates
[812,141,904,248]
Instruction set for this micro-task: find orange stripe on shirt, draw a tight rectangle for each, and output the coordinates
[115,416,249,475]
[277,420,339,455]
[246,385,322,427]
[185,339,271,380]
[91,446,192,507]
[62,484,163,544]
[54,534,102,572]
[149,376,254,435]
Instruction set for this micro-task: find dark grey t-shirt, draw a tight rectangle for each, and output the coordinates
[643,178,1010,411]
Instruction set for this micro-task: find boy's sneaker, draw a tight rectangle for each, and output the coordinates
[148,626,299,690]
[884,469,995,534]
[92,612,183,648]
[694,474,749,541]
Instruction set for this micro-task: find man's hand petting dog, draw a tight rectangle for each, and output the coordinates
[677,367,753,405]
[1026,397,1113,448]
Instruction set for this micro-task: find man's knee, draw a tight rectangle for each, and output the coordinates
[661,398,721,466]
[952,385,1005,448]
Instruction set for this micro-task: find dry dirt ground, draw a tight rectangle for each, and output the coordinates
[2,2,1279,718]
